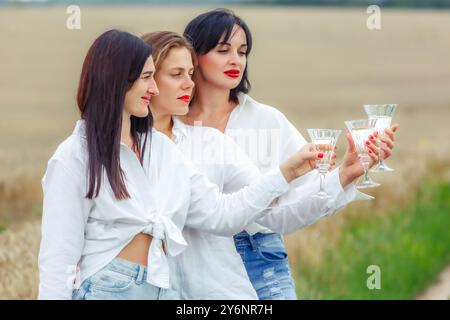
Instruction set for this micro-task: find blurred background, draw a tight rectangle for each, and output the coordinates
[0,0,449,300]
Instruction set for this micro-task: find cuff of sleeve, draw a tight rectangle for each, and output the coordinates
[324,167,374,202]
[324,167,357,207]
[265,166,290,196]
[355,190,375,201]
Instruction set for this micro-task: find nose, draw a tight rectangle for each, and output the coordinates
[228,50,241,67]
[182,75,195,90]
[148,77,159,96]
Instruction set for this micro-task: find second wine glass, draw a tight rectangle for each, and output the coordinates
[307,129,342,199]
[345,119,380,189]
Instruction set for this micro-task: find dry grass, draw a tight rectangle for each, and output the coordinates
[0,6,449,299]
[0,220,40,299]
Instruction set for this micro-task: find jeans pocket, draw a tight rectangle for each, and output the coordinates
[257,246,288,262]
[255,234,288,262]
[89,268,135,293]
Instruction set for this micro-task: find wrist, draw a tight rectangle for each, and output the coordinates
[339,166,355,188]
[280,161,296,183]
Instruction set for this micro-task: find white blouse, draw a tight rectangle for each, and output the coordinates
[170,117,357,299]
[38,120,291,300]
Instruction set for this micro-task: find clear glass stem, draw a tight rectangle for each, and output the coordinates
[319,172,326,194]
[361,155,370,183]
[317,163,328,196]
[363,167,370,183]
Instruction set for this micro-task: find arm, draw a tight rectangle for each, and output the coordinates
[184,161,289,236]
[38,158,91,300]
[220,134,357,234]
[256,167,356,234]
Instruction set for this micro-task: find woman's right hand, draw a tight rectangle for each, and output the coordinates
[280,143,334,183]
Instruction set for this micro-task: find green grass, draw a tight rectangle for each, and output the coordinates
[296,180,450,299]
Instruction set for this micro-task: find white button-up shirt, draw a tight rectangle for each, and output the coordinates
[170,116,357,299]
[38,120,291,300]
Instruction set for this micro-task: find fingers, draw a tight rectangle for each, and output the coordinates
[379,135,394,150]
[379,144,392,159]
[367,148,379,164]
[315,144,332,152]
[365,138,379,156]
[383,128,395,142]
[346,132,356,153]
[302,151,325,161]
[391,123,399,133]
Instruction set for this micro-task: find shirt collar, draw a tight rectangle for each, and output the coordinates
[226,92,248,132]
[171,116,189,140]
[73,119,87,138]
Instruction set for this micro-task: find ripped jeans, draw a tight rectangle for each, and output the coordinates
[233,231,297,300]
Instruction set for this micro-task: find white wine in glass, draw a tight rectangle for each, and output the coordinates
[307,129,342,199]
[364,104,397,172]
[345,119,380,189]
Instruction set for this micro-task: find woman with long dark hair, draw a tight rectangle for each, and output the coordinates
[38,29,323,300]
[182,9,399,299]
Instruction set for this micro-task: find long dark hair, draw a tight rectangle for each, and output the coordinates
[77,29,153,200]
[183,8,253,103]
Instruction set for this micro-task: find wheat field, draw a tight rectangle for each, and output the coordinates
[0,6,449,299]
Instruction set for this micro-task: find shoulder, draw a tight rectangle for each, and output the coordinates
[49,133,87,167]
[239,94,292,127]
[44,133,88,184]
[150,130,195,172]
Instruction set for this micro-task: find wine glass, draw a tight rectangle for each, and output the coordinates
[307,129,342,199]
[345,119,380,189]
[364,104,397,172]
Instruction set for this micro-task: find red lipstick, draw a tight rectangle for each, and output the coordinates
[141,96,151,104]
[177,95,191,103]
[224,69,240,78]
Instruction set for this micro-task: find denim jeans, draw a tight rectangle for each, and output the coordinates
[234,231,297,300]
[72,258,179,300]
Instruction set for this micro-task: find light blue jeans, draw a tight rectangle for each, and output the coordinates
[234,231,297,300]
[72,258,179,300]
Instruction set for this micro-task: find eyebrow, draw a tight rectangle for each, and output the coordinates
[170,67,194,72]
[217,42,248,48]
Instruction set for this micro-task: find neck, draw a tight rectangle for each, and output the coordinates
[151,107,173,139]
[188,77,236,116]
[121,113,133,147]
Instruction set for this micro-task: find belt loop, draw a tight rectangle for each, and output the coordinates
[248,233,258,252]
[136,264,145,284]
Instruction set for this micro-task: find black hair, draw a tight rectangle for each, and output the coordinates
[184,8,253,103]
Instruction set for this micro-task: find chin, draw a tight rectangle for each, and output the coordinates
[173,106,189,116]
[133,109,149,118]
[220,80,239,91]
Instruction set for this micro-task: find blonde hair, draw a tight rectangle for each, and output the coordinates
[141,31,197,70]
